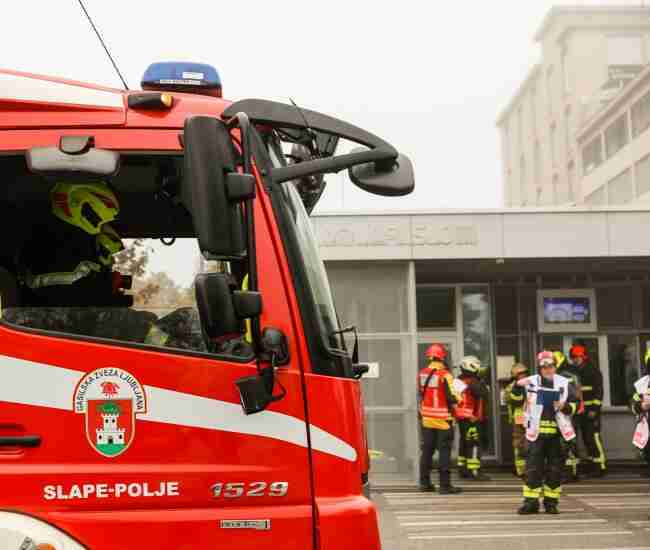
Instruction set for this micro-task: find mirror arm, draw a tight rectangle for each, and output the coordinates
[271,148,397,184]
[224,112,262,354]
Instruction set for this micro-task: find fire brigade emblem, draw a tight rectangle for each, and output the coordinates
[73,368,147,458]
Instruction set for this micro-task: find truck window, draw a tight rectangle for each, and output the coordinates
[0,153,252,359]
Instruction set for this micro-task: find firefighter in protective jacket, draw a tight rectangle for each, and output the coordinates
[631,358,650,480]
[514,351,579,515]
[570,344,607,477]
[555,350,583,482]
[505,363,529,478]
[418,343,462,494]
[456,355,491,481]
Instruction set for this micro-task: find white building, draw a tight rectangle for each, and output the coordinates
[497,5,650,207]
[315,207,650,479]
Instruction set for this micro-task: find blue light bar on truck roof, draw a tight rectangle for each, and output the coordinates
[141,62,222,97]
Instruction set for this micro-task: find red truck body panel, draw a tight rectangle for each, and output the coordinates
[0,68,379,550]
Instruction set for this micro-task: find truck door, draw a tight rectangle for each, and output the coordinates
[0,147,320,549]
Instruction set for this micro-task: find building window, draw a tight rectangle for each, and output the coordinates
[605,115,629,158]
[534,142,541,205]
[582,136,603,175]
[607,334,639,407]
[546,65,555,117]
[561,45,571,94]
[567,162,575,202]
[520,155,527,205]
[416,287,455,330]
[632,90,650,138]
[584,186,606,207]
[636,154,650,198]
[607,36,643,71]
[607,169,633,205]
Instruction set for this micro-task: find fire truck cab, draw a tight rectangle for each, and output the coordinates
[0,62,413,550]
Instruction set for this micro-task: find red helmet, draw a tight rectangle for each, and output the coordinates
[569,344,587,361]
[425,343,447,361]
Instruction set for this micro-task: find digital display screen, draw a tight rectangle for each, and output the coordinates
[543,297,591,324]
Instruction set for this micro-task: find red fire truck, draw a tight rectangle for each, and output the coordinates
[0,62,413,550]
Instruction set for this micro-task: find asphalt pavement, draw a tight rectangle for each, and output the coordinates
[372,472,650,550]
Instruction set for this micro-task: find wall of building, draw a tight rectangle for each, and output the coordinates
[498,7,650,207]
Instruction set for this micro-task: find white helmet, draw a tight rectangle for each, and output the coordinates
[460,355,481,375]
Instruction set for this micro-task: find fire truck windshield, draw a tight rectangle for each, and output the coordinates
[282,182,341,349]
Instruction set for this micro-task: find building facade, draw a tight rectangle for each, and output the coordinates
[498,5,650,207]
[316,208,650,481]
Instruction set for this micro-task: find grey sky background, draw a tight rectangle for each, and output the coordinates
[3,1,642,284]
[5,0,640,211]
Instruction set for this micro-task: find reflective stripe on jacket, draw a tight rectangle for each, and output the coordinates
[419,362,456,421]
[520,374,576,443]
[26,260,102,289]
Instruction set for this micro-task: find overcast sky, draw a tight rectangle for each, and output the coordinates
[5,0,642,213]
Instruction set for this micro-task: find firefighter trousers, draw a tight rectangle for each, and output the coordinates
[457,420,481,474]
[511,423,526,477]
[523,434,564,505]
[420,426,453,486]
[578,410,607,473]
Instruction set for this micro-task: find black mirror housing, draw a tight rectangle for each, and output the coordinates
[348,153,414,197]
[194,273,240,340]
[261,327,289,366]
[236,375,274,415]
[232,291,262,319]
[183,116,247,259]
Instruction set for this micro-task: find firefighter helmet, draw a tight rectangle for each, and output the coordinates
[537,350,556,368]
[460,355,481,375]
[511,362,529,378]
[96,223,124,266]
[553,350,567,368]
[51,182,119,236]
[425,343,447,361]
[569,344,588,362]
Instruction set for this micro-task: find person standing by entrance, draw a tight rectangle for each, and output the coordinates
[456,355,491,481]
[505,363,529,478]
[418,343,462,494]
[554,350,583,482]
[570,344,607,477]
[631,360,650,481]
[514,351,578,515]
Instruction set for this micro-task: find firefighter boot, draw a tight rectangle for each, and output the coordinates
[419,481,436,492]
[438,470,462,495]
[517,499,539,515]
[471,470,492,481]
[544,501,559,514]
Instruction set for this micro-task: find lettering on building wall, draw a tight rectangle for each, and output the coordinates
[316,222,479,248]
[412,225,479,247]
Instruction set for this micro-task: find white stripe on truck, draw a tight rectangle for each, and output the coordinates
[0,354,357,462]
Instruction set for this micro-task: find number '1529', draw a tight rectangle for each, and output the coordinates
[211,482,289,498]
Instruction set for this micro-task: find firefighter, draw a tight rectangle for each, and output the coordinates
[505,362,529,478]
[514,351,578,515]
[418,343,462,494]
[554,350,582,482]
[456,355,491,481]
[570,344,607,477]
[631,355,650,479]
[7,182,202,350]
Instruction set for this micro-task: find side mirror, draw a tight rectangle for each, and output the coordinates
[182,116,255,258]
[194,273,241,342]
[348,152,414,197]
[236,327,289,415]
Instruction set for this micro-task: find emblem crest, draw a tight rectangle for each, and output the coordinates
[73,368,147,457]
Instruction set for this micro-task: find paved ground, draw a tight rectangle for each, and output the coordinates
[372,472,650,550]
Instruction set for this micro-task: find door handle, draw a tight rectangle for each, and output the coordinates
[0,435,41,448]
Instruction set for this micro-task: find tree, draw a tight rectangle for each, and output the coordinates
[113,239,152,278]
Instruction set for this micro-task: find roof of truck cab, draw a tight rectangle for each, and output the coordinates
[0,68,231,129]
